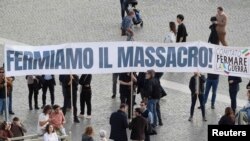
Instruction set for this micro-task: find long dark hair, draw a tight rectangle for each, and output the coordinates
[224,107,235,122]
[45,124,55,134]
[169,22,177,35]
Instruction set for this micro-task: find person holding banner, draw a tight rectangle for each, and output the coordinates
[61,74,80,123]
[41,75,56,108]
[228,76,242,113]
[188,72,207,122]
[26,75,41,110]
[119,72,137,119]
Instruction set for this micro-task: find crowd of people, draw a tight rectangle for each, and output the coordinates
[0,1,250,141]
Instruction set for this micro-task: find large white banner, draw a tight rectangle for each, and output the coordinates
[4,41,250,78]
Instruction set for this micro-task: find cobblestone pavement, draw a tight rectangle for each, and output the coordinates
[0,0,250,141]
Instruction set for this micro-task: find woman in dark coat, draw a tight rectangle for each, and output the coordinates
[219,107,235,125]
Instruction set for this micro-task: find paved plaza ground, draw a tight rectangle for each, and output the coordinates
[0,0,250,141]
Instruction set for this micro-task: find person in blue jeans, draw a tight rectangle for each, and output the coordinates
[228,76,242,113]
[143,70,161,127]
[0,67,9,120]
[204,74,219,109]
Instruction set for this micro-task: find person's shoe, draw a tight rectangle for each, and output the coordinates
[203,117,207,122]
[9,111,15,115]
[86,115,92,119]
[188,116,193,122]
[35,106,39,110]
[41,105,45,109]
[78,114,85,118]
[159,121,163,126]
[211,105,215,109]
[74,117,80,123]
[197,106,201,109]
[29,107,33,110]
[111,95,116,99]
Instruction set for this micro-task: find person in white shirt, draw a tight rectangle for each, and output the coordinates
[164,22,177,43]
[99,129,107,141]
[43,124,58,141]
[37,105,52,135]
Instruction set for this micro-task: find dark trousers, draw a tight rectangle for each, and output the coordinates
[28,84,39,108]
[120,91,134,119]
[190,94,205,117]
[62,85,71,108]
[80,89,92,115]
[62,87,77,118]
[8,87,13,112]
[145,134,150,141]
[112,73,119,96]
[229,90,238,113]
[156,100,162,123]
[120,0,125,20]
[42,80,55,105]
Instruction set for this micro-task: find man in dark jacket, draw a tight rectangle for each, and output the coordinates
[10,117,27,141]
[143,70,161,127]
[41,75,56,108]
[119,72,137,119]
[110,104,128,141]
[189,72,207,122]
[154,72,166,126]
[228,76,242,113]
[61,74,80,123]
[129,108,147,141]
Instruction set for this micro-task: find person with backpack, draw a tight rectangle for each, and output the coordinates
[228,76,242,113]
